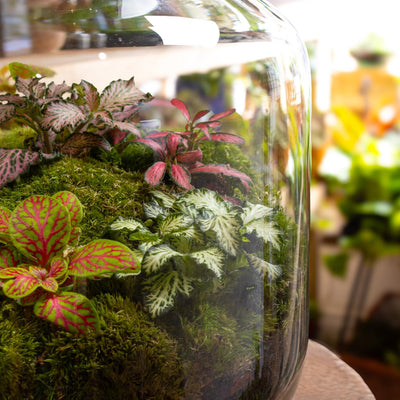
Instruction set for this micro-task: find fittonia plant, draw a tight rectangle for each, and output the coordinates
[135,98,252,192]
[0,62,151,188]
[110,189,281,317]
[0,191,140,334]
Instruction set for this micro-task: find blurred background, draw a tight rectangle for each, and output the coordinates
[270,0,400,398]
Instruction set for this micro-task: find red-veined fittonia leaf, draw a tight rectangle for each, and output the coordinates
[29,266,58,292]
[0,148,41,188]
[34,292,100,334]
[68,227,81,247]
[68,239,140,277]
[170,164,193,190]
[53,191,83,229]
[0,207,11,244]
[135,138,165,158]
[166,134,182,157]
[0,246,20,269]
[48,256,68,281]
[99,77,149,112]
[171,98,190,121]
[42,101,87,132]
[0,266,40,298]
[144,131,173,139]
[145,161,167,186]
[9,195,71,266]
[193,110,210,122]
[195,123,210,139]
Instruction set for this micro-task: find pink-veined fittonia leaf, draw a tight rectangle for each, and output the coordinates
[42,101,87,132]
[0,103,16,124]
[9,195,71,267]
[99,77,150,112]
[170,164,193,190]
[171,98,190,121]
[0,246,20,269]
[135,138,165,158]
[0,148,41,188]
[0,207,11,244]
[46,81,71,98]
[68,239,140,277]
[60,133,111,156]
[176,150,203,164]
[76,80,100,112]
[202,133,245,144]
[209,108,236,121]
[0,266,40,298]
[112,121,141,137]
[145,161,167,186]
[34,292,100,334]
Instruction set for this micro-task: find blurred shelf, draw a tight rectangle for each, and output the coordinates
[0,42,278,89]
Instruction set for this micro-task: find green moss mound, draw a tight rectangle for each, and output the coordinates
[0,295,183,400]
[0,157,152,244]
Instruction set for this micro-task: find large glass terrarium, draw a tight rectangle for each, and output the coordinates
[0,1,310,399]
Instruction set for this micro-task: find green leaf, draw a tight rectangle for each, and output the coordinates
[68,239,140,277]
[190,247,224,278]
[34,292,100,334]
[10,195,71,267]
[8,62,56,79]
[142,244,181,274]
[144,271,193,316]
[323,252,348,277]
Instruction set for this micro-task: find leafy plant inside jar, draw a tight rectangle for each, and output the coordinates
[0,191,140,335]
[0,62,151,188]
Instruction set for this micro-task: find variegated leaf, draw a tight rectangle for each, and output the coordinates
[144,270,193,316]
[150,190,176,209]
[170,164,193,190]
[48,257,68,281]
[242,203,274,225]
[145,162,167,187]
[29,266,58,292]
[68,239,140,277]
[158,213,192,236]
[109,218,147,232]
[142,244,181,274]
[209,108,235,121]
[0,103,16,123]
[34,292,100,334]
[0,148,41,188]
[190,247,224,278]
[0,246,20,268]
[244,219,280,250]
[8,62,55,79]
[171,98,190,121]
[52,191,83,228]
[112,121,141,137]
[9,195,71,266]
[1,267,40,298]
[42,101,87,132]
[0,207,11,244]
[15,77,31,96]
[46,81,71,98]
[79,80,100,112]
[143,200,168,219]
[246,252,281,280]
[99,77,148,112]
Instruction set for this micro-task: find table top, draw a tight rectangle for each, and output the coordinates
[294,340,376,400]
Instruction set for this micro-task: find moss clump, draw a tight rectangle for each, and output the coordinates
[0,126,37,149]
[0,157,152,244]
[0,295,183,400]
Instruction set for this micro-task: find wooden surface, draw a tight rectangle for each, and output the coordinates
[294,341,376,400]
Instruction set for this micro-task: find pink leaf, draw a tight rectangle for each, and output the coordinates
[0,149,41,188]
[145,161,167,186]
[167,134,182,157]
[189,163,251,182]
[135,138,165,159]
[171,98,190,121]
[10,195,71,267]
[193,110,210,122]
[0,104,15,124]
[68,239,140,277]
[176,150,203,164]
[79,80,100,112]
[107,128,128,145]
[0,207,11,245]
[34,292,100,334]
[209,108,235,121]
[207,133,245,144]
[170,164,193,190]
[112,121,141,137]
[196,123,210,139]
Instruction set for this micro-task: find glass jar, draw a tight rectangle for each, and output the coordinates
[0,1,310,399]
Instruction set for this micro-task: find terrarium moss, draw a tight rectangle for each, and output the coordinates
[0,295,183,400]
[0,125,37,149]
[0,157,153,244]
